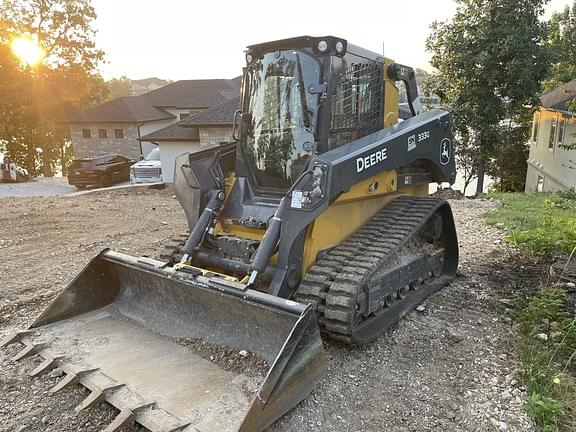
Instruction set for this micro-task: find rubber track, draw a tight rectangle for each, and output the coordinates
[155,234,188,262]
[294,196,447,343]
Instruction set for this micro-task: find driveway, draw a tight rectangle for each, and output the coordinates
[0,177,131,198]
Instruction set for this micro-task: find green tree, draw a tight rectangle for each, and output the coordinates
[426,0,552,194]
[487,115,532,192]
[108,76,133,99]
[543,2,576,92]
[0,0,107,176]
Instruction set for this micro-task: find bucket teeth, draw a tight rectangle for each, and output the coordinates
[29,354,64,377]
[12,342,44,361]
[0,330,33,348]
[75,383,126,412]
[102,403,155,432]
[102,408,133,432]
[50,372,78,394]
[174,424,196,432]
[50,366,99,393]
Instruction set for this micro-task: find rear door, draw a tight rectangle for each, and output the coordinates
[118,156,132,180]
[96,156,122,182]
[110,156,131,181]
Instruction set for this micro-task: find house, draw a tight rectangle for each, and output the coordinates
[67,78,240,161]
[526,80,576,193]
[139,96,240,182]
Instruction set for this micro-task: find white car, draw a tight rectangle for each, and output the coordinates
[130,148,163,183]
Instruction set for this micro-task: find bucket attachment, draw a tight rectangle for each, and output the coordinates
[1,250,327,432]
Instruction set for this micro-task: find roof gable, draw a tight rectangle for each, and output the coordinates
[181,96,240,126]
[138,121,200,142]
[143,78,241,108]
[68,96,175,123]
[69,77,241,124]
[541,79,576,111]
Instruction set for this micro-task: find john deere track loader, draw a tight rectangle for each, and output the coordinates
[1,36,458,431]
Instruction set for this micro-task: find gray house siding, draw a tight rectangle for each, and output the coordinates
[525,109,576,193]
[198,127,233,148]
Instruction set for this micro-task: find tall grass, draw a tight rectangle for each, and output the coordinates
[486,193,576,431]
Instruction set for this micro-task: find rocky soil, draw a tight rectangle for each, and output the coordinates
[271,198,534,432]
[0,191,534,431]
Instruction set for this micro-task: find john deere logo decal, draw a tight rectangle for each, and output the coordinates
[407,134,416,152]
[440,138,451,165]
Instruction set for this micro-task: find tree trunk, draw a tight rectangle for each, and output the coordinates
[60,142,67,176]
[42,146,53,177]
[476,158,485,195]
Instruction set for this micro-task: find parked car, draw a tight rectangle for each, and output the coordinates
[1,162,30,183]
[68,154,134,189]
[130,147,163,183]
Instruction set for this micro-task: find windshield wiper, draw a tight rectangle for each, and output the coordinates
[295,53,312,130]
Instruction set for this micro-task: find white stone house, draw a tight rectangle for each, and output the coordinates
[140,96,240,183]
[526,80,576,193]
[67,79,240,162]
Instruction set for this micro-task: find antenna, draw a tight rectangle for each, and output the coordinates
[382,41,385,57]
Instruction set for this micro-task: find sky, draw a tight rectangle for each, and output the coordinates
[93,0,573,81]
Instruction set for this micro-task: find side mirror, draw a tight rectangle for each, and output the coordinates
[232,111,252,141]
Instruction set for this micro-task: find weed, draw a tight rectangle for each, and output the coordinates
[485,193,576,256]
[487,193,576,431]
[517,285,576,431]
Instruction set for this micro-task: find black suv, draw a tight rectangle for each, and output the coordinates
[68,154,135,189]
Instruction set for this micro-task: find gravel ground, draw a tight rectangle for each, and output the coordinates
[0,191,534,431]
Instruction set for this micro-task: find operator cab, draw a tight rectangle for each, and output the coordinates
[236,36,389,195]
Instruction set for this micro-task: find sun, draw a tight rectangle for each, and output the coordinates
[11,37,45,66]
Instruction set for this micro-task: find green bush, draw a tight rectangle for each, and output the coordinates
[485,193,576,256]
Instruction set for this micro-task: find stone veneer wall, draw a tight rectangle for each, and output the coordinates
[70,123,141,159]
[198,126,233,147]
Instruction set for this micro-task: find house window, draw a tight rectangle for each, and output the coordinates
[114,129,124,139]
[558,117,566,144]
[537,175,544,193]
[532,114,539,142]
[179,113,190,120]
[82,128,91,138]
[549,118,557,150]
[98,129,108,139]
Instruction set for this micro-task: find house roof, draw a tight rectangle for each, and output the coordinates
[141,96,240,142]
[181,96,240,127]
[541,79,576,111]
[69,77,242,124]
[68,96,175,123]
[142,78,241,108]
[139,121,200,142]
